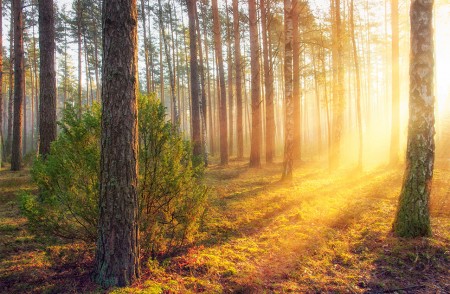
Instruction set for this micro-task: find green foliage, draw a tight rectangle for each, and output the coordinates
[21,95,207,255]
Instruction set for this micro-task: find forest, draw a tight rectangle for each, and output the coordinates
[0,0,449,293]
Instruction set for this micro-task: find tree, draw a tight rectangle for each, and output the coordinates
[11,0,25,171]
[292,0,301,161]
[211,0,228,165]
[249,0,261,168]
[187,0,201,158]
[260,0,275,163]
[390,0,400,165]
[39,0,57,157]
[0,0,3,166]
[393,0,435,238]
[233,0,243,159]
[282,0,294,180]
[93,0,140,286]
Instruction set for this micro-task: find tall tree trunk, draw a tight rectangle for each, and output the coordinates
[195,3,208,165]
[38,0,57,157]
[233,0,243,159]
[187,0,201,158]
[0,0,3,165]
[225,0,234,157]
[282,0,294,180]
[140,0,151,94]
[292,0,301,161]
[249,0,261,168]
[350,0,363,170]
[11,0,24,171]
[6,19,13,158]
[77,0,82,116]
[390,0,400,165]
[94,0,140,286]
[211,0,228,165]
[393,0,435,238]
[260,0,274,163]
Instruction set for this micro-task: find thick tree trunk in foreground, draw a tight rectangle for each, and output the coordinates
[211,0,228,165]
[11,0,24,171]
[393,0,434,238]
[282,0,294,180]
[249,0,261,168]
[38,0,57,157]
[94,0,140,287]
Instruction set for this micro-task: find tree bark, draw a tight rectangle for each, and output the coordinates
[292,0,301,161]
[282,0,294,180]
[260,0,275,164]
[94,0,140,286]
[232,0,243,160]
[11,0,24,171]
[248,0,261,168]
[187,0,201,159]
[393,0,435,238]
[38,0,57,157]
[211,0,228,165]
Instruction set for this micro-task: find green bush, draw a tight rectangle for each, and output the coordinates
[20,95,207,255]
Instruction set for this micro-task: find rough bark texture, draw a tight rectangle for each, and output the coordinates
[393,0,434,238]
[11,0,24,171]
[390,0,400,165]
[211,0,228,165]
[94,0,140,287]
[282,0,294,180]
[260,0,274,164]
[187,0,201,158]
[233,0,243,159]
[249,0,261,168]
[38,0,57,157]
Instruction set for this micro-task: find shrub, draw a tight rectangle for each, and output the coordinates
[21,95,207,255]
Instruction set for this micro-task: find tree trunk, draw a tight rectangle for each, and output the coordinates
[211,0,228,165]
[260,0,274,164]
[350,0,362,170]
[187,0,201,159]
[292,0,301,161]
[233,0,243,160]
[6,18,13,158]
[0,0,3,165]
[248,0,261,168]
[282,0,294,180]
[225,0,234,157]
[38,0,57,157]
[140,0,151,95]
[390,0,400,165]
[94,0,140,287]
[77,0,82,116]
[393,0,435,238]
[11,0,24,171]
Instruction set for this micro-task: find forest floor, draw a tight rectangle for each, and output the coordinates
[0,160,449,293]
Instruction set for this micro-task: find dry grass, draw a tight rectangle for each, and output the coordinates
[0,160,449,293]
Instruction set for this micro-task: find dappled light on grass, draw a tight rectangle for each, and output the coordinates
[1,161,449,293]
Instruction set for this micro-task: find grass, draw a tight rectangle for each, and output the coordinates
[0,160,449,293]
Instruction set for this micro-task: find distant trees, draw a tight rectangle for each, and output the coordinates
[94,0,140,286]
[390,0,400,165]
[393,0,435,238]
[38,0,57,156]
